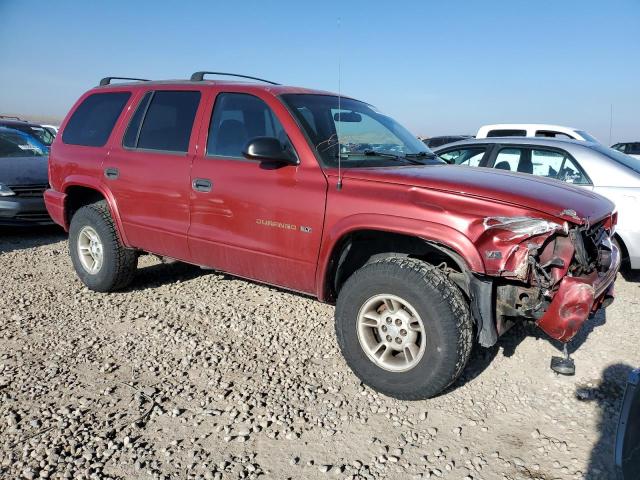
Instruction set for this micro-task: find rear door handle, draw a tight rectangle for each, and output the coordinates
[192,178,212,192]
[104,167,119,179]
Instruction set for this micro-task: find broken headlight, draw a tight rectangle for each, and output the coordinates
[483,216,567,238]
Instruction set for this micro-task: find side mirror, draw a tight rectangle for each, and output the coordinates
[242,137,298,165]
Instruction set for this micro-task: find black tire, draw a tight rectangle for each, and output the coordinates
[69,201,137,292]
[335,256,473,400]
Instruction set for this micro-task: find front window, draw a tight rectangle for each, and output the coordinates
[0,128,48,158]
[281,94,442,168]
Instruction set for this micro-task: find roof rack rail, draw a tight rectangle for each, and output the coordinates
[99,77,150,86]
[190,71,280,85]
[0,115,23,121]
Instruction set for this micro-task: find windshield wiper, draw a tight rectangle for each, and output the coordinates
[360,150,426,165]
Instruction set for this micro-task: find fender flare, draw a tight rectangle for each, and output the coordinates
[62,176,130,247]
[315,213,486,301]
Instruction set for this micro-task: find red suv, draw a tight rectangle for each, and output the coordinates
[45,72,620,399]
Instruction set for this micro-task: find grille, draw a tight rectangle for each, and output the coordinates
[8,184,48,197]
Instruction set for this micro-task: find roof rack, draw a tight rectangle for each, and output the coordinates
[0,115,23,121]
[190,71,279,85]
[99,77,150,86]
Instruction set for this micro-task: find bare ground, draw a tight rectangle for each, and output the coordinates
[1,227,639,480]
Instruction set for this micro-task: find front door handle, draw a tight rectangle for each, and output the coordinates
[192,178,212,192]
[104,167,119,179]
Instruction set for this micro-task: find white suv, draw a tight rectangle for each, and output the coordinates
[476,124,599,142]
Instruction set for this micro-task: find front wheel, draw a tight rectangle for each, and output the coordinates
[69,201,138,292]
[335,257,473,400]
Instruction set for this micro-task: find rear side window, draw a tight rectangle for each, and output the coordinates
[127,91,201,153]
[486,129,526,137]
[62,92,131,147]
[531,149,589,184]
[123,92,152,148]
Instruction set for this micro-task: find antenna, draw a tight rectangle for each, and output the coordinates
[609,104,613,145]
[336,16,343,191]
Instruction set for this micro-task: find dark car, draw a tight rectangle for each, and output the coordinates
[423,135,472,149]
[612,142,640,158]
[0,127,51,225]
[0,116,55,147]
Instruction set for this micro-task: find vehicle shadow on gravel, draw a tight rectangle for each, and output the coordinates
[448,309,608,394]
[577,362,633,479]
[127,261,209,290]
[0,226,66,255]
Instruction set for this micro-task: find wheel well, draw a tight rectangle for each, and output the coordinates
[65,186,105,225]
[325,230,469,302]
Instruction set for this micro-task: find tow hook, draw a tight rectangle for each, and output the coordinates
[550,343,575,376]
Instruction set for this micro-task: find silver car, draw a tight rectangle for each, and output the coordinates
[433,137,640,269]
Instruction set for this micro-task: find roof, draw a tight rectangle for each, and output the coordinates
[477,123,580,131]
[432,136,600,151]
[95,79,341,97]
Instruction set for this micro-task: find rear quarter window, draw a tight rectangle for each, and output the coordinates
[62,92,131,147]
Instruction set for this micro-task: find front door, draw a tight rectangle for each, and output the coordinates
[105,89,204,261]
[188,90,327,293]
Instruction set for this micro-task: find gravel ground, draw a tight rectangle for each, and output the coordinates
[1,227,639,480]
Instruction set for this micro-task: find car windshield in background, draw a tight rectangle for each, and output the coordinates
[592,144,640,174]
[0,128,48,158]
[3,123,55,145]
[281,94,443,168]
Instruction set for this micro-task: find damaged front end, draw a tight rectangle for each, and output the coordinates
[473,214,619,346]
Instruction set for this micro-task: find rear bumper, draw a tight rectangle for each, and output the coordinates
[0,195,52,226]
[44,189,67,230]
[536,243,620,342]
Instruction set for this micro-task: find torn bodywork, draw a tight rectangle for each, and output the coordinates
[472,214,619,346]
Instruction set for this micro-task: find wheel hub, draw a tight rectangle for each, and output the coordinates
[356,293,426,372]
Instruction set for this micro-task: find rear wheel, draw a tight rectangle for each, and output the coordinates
[335,257,473,400]
[69,201,137,292]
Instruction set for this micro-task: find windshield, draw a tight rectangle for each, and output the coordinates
[281,94,442,168]
[6,123,55,145]
[576,130,599,143]
[591,144,640,174]
[0,128,48,158]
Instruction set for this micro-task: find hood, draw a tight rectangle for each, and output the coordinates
[341,165,614,224]
[0,155,49,186]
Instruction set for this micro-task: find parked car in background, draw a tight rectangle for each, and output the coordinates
[41,124,59,138]
[434,137,640,269]
[0,126,51,225]
[422,135,472,149]
[0,116,55,147]
[612,142,640,159]
[476,123,599,142]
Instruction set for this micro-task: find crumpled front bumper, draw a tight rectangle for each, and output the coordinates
[536,243,620,342]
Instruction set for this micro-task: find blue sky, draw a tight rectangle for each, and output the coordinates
[1,0,638,142]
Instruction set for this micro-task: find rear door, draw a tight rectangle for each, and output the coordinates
[188,89,327,293]
[105,88,205,261]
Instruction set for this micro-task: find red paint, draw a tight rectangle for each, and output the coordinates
[46,80,619,344]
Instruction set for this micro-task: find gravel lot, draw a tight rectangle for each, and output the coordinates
[1,227,638,480]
